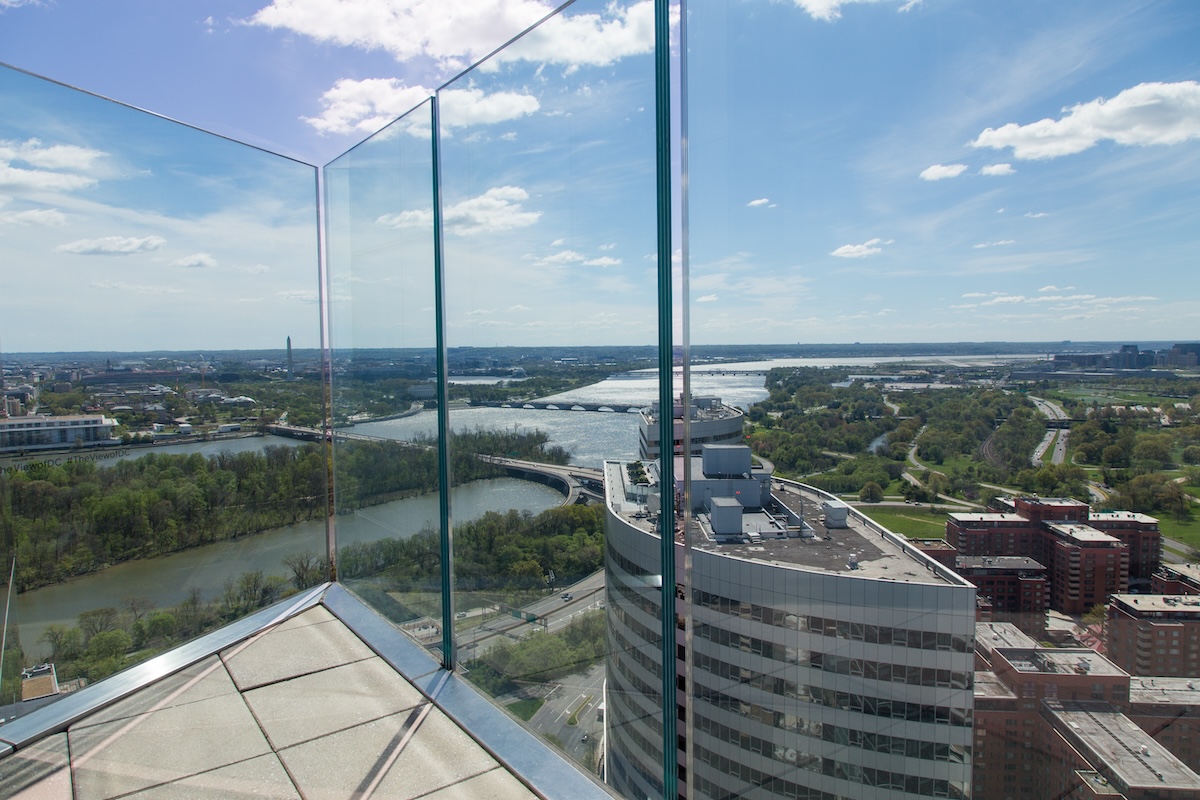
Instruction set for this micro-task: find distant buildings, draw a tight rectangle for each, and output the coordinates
[945,497,1160,614]
[605,444,976,800]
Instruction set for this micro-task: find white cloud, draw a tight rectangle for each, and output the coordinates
[0,139,105,196]
[304,79,538,136]
[831,237,891,258]
[583,256,622,267]
[1038,285,1074,292]
[793,0,919,22]
[251,0,655,74]
[172,252,218,269]
[279,289,319,304]
[1025,211,1049,218]
[599,242,616,250]
[57,235,166,255]
[697,294,719,303]
[972,81,1200,160]
[240,264,272,274]
[747,198,770,207]
[980,163,1014,176]
[919,163,967,181]
[378,185,541,236]
[972,240,1015,249]
[90,281,183,295]
[982,294,1026,305]
[0,208,66,226]
[537,249,586,265]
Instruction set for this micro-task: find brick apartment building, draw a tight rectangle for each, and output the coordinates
[1153,563,1200,596]
[956,555,1048,632]
[946,497,1160,614]
[1105,594,1200,678]
[974,622,1200,799]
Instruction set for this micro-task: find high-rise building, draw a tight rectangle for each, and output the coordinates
[605,445,976,800]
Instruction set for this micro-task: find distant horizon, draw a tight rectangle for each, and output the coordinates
[3,339,1197,361]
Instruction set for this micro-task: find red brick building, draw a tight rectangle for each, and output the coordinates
[1105,594,1200,678]
[946,498,1158,615]
[973,624,1200,799]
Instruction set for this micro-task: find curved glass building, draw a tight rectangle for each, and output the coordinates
[605,446,976,800]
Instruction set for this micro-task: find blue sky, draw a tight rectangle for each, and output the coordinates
[2,0,1199,350]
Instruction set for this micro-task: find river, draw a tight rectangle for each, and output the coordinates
[13,477,563,659]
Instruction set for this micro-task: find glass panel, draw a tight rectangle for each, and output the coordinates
[0,64,321,721]
[684,3,1199,800]
[436,0,660,780]
[324,99,447,653]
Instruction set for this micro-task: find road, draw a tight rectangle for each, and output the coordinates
[458,571,606,660]
[1029,395,1070,465]
[527,663,606,772]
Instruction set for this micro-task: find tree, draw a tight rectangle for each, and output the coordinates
[858,482,884,503]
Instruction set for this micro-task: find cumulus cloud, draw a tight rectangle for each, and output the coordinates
[0,138,106,192]
[1025,211,1049,218]
[919,163,967,181]
[0,208,67,226]
[831,237,892,258]
[747,198,770,207]
[793,0,920,22]
[537,249,586,266]
[697,294,719,303]
[583,256,621,267]
[972,240,1015,249]
[304,79,538,136]
[1039,285,1074,292]
[980,163,1014,176]
[57,235,166,255]
[971,81,1200,160]
[251,0,654,74]
[377,185,541,235]
[172,253,218,269]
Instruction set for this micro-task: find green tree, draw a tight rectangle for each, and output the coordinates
[858,482,884,503]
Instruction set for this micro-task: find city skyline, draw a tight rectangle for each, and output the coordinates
[2,1,1199,348]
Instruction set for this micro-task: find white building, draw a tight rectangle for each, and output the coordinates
[605,445,976,800]
[0,414,118,453]
[638,395,745,460]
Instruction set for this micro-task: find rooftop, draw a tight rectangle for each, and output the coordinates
[605,461,965,585]
[1045,522,1122,545]
[975,622,1039,654]
[1046,700,1200,791]
[998,648,1126,677]
[1111,594,1200,613]
[1128,676,1200,705]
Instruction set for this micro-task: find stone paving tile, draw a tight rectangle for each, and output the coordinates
[421,766,541,800]
[121,754,301,800]
[69,667,272,800]
[277,706,499,800]
[69,656,231,730]
[244,656,424,750]
[223,607,376,691]
[0,733,71,800]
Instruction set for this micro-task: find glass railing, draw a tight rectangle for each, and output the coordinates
[6,1,1199,797]
[0,63,323,717]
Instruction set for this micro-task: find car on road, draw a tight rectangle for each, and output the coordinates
[562,593,573,601]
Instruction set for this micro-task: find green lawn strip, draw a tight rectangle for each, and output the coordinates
[857,507,949,539]
[506,697,545,721]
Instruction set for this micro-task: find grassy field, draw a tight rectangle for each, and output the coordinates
[857,506,950,539]
[1157,516,1200,550]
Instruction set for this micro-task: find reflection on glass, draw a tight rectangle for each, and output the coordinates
[0,64,321,721]
[433,0,659,776]
[324,100,446,652]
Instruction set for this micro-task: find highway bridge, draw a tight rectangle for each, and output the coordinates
[473,401,646,413]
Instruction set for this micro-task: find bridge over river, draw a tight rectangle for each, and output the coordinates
[473,401,646,413]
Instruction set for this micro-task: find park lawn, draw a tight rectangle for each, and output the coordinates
[858,506,949,539]
[1158,517,1200,550]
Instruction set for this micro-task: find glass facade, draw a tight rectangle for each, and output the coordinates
[4,1,1200,798]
